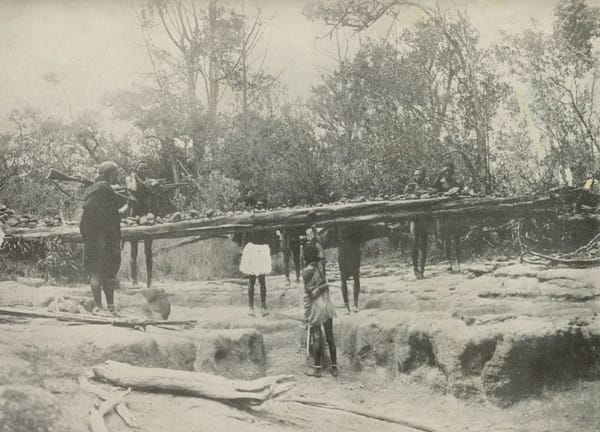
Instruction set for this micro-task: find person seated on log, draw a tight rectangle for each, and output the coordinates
[302,242,338,378]
[576,170,600,212]
[125,160,159,288]
[232,190,257,211]
[337,224,362,314]
[80,161,131,315]
[239,196,278,317]
[433,161,463,272]
[404,167,431,279]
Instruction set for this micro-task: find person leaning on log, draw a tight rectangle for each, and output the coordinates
[238,196,279,317]
[232,190,257,211]
[79,161,132,315]
[305,224,327,278]
[337,224,362,314]
[404,167,431,280]
[124,161,160,288]
[281,226,304,285]
[432,161,463,272]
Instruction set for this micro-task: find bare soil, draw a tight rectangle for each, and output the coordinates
[1,260,599,432]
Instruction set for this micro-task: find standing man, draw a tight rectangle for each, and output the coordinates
[281,227,304,284]
[433,161,462,272]
[79,161,128,315]
[405,167,430,279]
[126,161,157,288]
[337,224,362,314]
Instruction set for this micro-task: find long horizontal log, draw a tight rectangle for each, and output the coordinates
[0,306,196,328]
[3,194,568,243]
[92,360,295,406]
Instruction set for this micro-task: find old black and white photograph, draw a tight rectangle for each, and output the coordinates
[0,0,599,430]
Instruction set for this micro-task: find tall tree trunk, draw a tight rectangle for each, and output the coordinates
[208,0,218,122]
[242,44,248,136]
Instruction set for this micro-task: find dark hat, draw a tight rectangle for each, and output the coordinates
[97,161,118,178]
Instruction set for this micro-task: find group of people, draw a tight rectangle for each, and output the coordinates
[235,161,464,377]
[79,159,464,377]
[405,162,463,279]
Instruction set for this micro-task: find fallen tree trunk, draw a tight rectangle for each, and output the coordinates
[92,360,295,406]
[0,306,196,328]
[280,397,438,432]
[3,193,570,243]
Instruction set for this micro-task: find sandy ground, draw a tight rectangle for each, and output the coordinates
[1,260,599,432]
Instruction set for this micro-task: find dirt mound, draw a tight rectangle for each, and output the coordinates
[0,385,60,432]
[0,355,40,386]
[124,288,171,319]
[481,321,600,405]
[336,310,600,404]
[190,328,267,379]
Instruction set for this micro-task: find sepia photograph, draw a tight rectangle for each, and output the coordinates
[0,0,599,430]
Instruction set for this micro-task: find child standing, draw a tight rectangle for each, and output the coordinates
[238,197,281,317]
[302,243,338,377]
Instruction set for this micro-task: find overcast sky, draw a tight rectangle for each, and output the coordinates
[0,0,586,133]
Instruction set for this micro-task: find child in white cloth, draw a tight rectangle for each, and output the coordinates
[239,199,275,317]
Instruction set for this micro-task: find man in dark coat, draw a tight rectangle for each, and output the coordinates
[79,161,126,314]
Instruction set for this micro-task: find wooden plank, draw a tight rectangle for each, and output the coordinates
[0,306,196,328]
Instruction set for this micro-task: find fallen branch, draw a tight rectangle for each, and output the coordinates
[525,250,600,267]
[89,388,131,432]
[280,397,438,432]
[0,306,196,329]
[153,234,228,256]
[559,232,600,258]
[92,360,295,407]
[79,376,139,429]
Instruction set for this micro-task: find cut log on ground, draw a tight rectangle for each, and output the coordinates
[92,360,295,406]
[89,388,131,432]
[0,306,196,329]
[279,397,438,432]
[3,192,574,243]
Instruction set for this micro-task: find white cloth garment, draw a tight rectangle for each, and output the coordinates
[240,242,272,275]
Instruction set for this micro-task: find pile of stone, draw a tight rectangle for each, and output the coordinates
[0,203,61,229]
